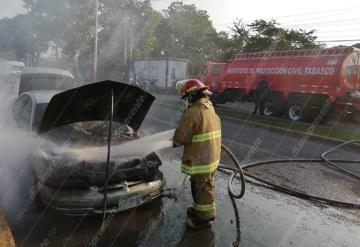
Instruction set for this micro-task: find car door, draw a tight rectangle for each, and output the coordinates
[12,95,35,131]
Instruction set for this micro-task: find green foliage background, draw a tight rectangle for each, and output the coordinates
[0,0,353,80]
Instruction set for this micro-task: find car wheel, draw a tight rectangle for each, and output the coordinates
[32,179,45,210]
[34,191,45,210]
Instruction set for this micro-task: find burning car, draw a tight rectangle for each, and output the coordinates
[15,80,165,216]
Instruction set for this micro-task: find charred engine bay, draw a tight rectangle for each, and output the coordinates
[32,122,162,190]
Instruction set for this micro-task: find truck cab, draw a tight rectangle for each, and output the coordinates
[201,62,226,91]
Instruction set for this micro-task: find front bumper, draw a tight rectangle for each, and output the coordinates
[38,179,165,216]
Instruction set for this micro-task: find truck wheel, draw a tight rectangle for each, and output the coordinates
[335,105,355,122]
[309,102,334,124]
[288,100,333,123]
[261,94,284,117]
[287,100,307,121]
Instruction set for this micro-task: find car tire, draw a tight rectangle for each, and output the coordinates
[31,178,45,210]
[34,191,45,210]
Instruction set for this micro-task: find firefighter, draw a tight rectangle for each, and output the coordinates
[0,211,15,247]
[173,79,222,228]
[253,76,270,115]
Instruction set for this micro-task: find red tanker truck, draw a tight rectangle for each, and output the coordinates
[201,47,360,122]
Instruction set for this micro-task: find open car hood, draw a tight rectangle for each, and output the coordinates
[38,80,155,133]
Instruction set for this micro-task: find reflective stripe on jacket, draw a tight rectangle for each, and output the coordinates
[195,202,216,212]
[173,97,221,175]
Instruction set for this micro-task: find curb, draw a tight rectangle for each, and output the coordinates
[154,100,346,146]
[218,114,344,146]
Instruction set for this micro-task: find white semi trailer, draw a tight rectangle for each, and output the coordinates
[133,58,188,90]
[0,60,25,96]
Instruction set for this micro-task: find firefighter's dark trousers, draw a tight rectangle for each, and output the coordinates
[190,172,216,221]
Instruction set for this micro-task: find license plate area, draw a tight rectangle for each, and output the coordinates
[117,194,142,210]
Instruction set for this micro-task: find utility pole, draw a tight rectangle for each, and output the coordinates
[124,18,128,64]
[94,0,99,82]
[130,26,133,61]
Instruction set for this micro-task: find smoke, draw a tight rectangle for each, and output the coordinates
[0,65,40,219]
[48,129,175,163]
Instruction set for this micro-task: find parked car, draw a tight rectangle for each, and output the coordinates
[11,81,165,216]
[11,90,61,131]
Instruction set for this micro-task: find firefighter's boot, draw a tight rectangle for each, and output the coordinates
[187,205,196,218]
[186,216,212,229]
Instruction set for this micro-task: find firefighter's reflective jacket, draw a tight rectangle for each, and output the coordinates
[173,97,221,175]
[0,211,15,247]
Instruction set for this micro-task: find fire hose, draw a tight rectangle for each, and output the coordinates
[100,120,360,240]
[217,141,360,246]
[218,144,245,246]
[218,140,360,210]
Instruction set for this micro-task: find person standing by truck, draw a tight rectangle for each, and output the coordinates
[253,76,270,115]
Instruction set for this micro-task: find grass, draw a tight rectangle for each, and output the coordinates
[154,98,360,142]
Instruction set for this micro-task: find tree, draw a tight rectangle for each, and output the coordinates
[22,0,161,80]
[204,30,244,63]
[2,1,324,80]
[23,0,95,75]
[230,19,322,52]
[353,43,360,49]
[0,14,48,64]
[94,0,161,80]
[152,1,219,75]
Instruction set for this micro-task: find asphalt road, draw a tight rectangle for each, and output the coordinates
[1,103,360,246]
[144,101,360,162]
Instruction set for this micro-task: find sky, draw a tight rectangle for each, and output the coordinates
[1,0,360,47]
[152,0,360,47]
[0,0,25,19]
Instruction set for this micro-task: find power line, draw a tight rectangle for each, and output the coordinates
[317,39,360,43]
[283,18,360,28]
[276,12,357,25]
[214,6,360,25]
[215,16,360,29]
[315,29,360,34]
[272,6,360,19]
[316,35,360,38]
